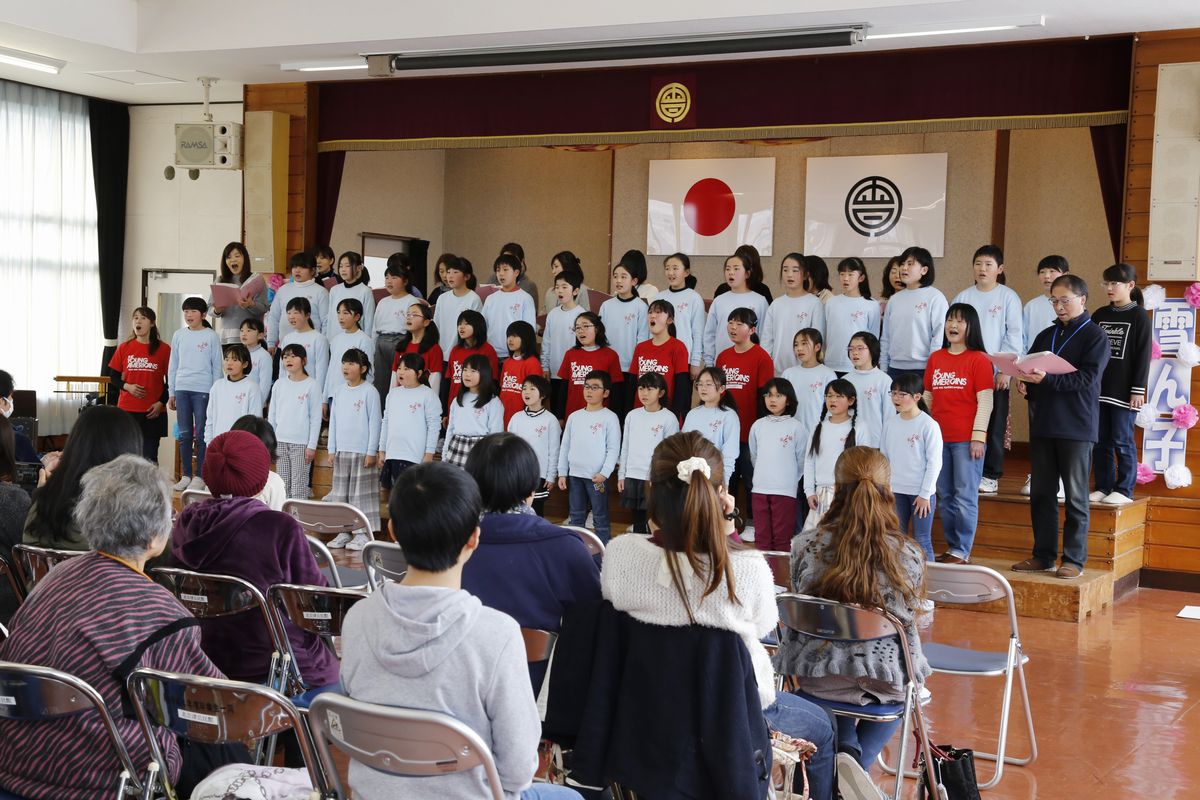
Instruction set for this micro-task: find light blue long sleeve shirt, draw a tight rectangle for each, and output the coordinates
[703,291,769,366]
[268,375,322,449]
[844,367,893,448]
[247,345,273,405]
[780,364,837,456]
[380,384,441,462]
[879,286,948,371]
[280,329,330,398]
[483,288,536,356]
[881,412,943,500]
[823,295,881,373]
[168,326,223,395]
[748,414,804,497]
[559,407,621,480]
[431,290,482,357]
[542,304,585,376]
[328,381,382,455]
[618,407,680,481]
[599,295,650,373]
[662,287,707,367]
[1022,295,1056,354]
[266,279,329,348]
[508,408,562,481]
[326,329,375,399]
[804,418,870,495]
[761,294,826,375]
[951,284,1024,356]
[329,282,377,339]
[204,376,263,444]
[443,393,505,460]
[682,405,740,485]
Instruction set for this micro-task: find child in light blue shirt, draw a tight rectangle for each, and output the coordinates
[557,370,621,543]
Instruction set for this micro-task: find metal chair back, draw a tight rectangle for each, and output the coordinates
[759,550,790,590]
[10,543,85,594]
[559,525,605,557]
[150,567,293,695]
[0,660,144,797]
[362,540,407,591]
[926,561,1020,630]
[306,534,343,589]
[308,692,505,800]
[282,498,373,537]
[268,583,366,666]
[179,488,212,508]
[521,628,558,663]
[0,553,25,604]
[126,667,323,800]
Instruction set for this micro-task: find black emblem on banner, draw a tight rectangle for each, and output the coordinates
[844,176,902,237]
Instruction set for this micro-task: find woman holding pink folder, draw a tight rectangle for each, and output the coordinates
[210,242,268,344]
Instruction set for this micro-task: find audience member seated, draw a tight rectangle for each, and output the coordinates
[229,414,287,510]
[462,432,601,691]
[774,446,931,799]
[169,430,338,699]
[340,462,582,800]
[23,406,142,550]
[599,431,836,800]
[0,417,31,623]
[0,454,225,800]
[0,370,37,463]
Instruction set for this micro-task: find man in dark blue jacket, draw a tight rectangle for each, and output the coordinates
[1013,275,1110,579]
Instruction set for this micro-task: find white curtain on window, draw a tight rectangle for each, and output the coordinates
[0,80,102,435]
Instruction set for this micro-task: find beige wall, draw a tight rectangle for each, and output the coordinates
[328,149,446,269]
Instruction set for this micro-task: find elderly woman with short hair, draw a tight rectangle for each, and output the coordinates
[0,454,225,800]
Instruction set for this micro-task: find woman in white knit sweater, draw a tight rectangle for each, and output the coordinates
[601,431,836,800]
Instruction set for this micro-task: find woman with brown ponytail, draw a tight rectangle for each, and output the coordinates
[601,430,836,800]
[774,446,930,798]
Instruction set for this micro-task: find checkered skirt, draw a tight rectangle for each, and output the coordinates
[325,451,381,534]
[443,434,485,467]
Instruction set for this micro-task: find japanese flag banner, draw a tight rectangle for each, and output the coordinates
[647,158,775,256]
[804,153,948,258]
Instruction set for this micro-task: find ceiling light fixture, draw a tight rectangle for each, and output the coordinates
[365,26,864,74]
[0,45,65,75]
[865,14,1045,41]
[280,59,369,72]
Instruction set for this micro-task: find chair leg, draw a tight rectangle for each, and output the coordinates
[970,656,1039,788]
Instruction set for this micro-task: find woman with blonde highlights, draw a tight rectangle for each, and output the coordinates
[774,446,930,795]
[601,430,836,800]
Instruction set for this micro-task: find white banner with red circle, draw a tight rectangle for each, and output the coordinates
[803,153,948,258]
[646,157,775,256]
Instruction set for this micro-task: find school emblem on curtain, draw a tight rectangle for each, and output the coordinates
[804,153,948,258]
[650,76,695,129]
[647,157,775,256]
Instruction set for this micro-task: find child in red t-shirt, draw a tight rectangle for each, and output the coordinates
[716,306,775,523]
[924,303,994,564]
[499,321,543,426]
[108,306,172,461]
[632,297,692,421]
[446,309,499,406]
[390,302,444,401]
[557,311,623,418]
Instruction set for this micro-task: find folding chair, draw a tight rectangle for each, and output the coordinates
[775,592,938,800]
[0,660,147,798]
[559,525,605,557]
[126,667,325,800]
[10,543,85,594]
[268,582,367,688]
[760,549,791,590]
[521,628,558,665]
[909,562,1038,788]
[0,553,25,604]
[282,498,373,539]
[308,692,505,800]
[178,488,212,507]
[305,534,347,589]
[361,540,407,591]
[150,567,294,697]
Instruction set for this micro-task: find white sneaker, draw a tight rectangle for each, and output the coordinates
[1103,491,1133,505]
[1020,475,1031,496]
[188,476,206,492]
[327,532,353,549]
[346,532,372,551]
[1057,479,1066,501]
[836,752,885,800]
[1089,490,1107,502]
[585,513,594,528]
[740,525,756,543]
[918,686,933,704]
[979,477,999,493]
[172,476,191,492]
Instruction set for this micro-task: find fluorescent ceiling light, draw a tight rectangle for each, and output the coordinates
[0,46,65,75]
[866,14,1045,41]
[280,59,367,72]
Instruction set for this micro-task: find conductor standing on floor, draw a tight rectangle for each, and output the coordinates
[1012,275,1110,580]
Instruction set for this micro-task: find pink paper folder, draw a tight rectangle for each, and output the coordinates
[988,351,1077,377]
[210,273,265,307]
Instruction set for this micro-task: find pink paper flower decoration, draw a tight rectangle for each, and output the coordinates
[1152,340,1162,360]
[1136,463,1156,485]
[1186,282,1200,309]
[1173,404,1199,429]
[267,273,287,290]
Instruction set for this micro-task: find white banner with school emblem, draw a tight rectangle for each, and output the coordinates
[647,158,775,256]
[804,153,948,258]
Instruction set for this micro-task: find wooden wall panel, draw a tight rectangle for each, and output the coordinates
[243,82,317,269]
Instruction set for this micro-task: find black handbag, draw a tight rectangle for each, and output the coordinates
[918,743,982,800]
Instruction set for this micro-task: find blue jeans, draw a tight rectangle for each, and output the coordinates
[764,692,835,800]
[175,389,209,477]
[1093,404,1136,497]
[936,441,984,559]
[522,785,583,799]
[894,493,936,561]
[838,714,903,771]
[568,476,610,543]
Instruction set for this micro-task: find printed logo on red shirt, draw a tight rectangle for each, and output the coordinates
[723,366,750,391]
[637,356,669,375]
[570,363,592,384]
[126,356,157,371]
[930,368,968,388]
[452,361,464,383]
[501,373,522,392]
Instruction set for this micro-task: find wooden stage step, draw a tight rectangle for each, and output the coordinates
[943,556,1114,624]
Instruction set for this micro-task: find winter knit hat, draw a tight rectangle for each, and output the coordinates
[203,430,270,498]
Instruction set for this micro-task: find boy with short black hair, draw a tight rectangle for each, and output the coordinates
[483,254,537,362]
[557,370,621,544]
[339,463,581,800]
[542,270,586,417]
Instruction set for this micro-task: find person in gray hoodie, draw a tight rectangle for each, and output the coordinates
[339,462,582,800]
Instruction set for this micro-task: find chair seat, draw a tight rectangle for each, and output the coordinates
[924,642,1029,674]
[760,629,778,647]
[791,689,906,718]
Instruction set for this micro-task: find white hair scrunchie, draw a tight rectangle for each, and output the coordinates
[676,456,711,483]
